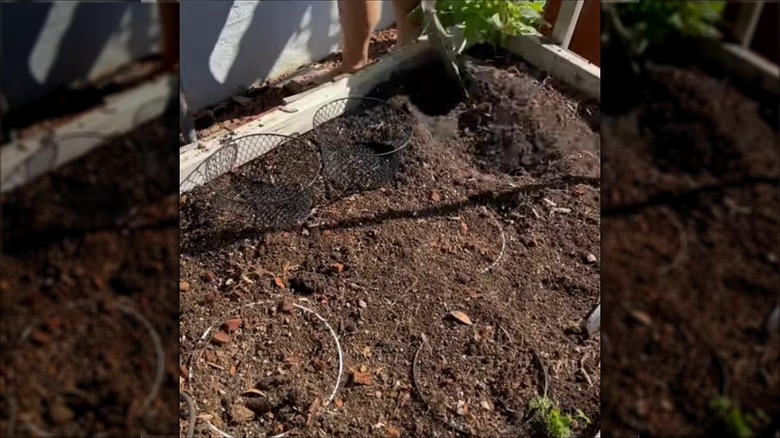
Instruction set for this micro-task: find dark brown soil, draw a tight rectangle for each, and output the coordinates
[180,48,600,437]
[601,64,780,437]
[0,118,179,437]
[191,28,399,144]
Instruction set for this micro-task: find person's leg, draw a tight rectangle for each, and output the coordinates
[310,0,380,85]
[337,0,381,73]
[391,0,421,47]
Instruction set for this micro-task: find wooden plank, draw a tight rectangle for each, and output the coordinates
[551,0,585,50]
[732,1,764,48]
[700,40,779,96]
[1,74,175,193]
[503,34,600,101]
[179,40,433,192]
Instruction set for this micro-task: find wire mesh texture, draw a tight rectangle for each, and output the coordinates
[1,137,58,192]
[133,96,178,132]
[50,133,149,223]
[195,134,321,230]
[312,97,415,194]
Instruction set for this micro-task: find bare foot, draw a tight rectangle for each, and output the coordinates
[308,63,365,87]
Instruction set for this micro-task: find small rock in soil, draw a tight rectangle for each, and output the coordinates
[455,273,471,284]
[431,191,441,203]
[244,397,273,415]
[386,426,402,437]
[48,400,75,424]
[351,371,373,386]
[585,253,597,264]
[180,281,190,292]
[480,400,494,411]
[230,404,255,424]
[223,318,241,332]
[274,277,286,289]
[278,300,295,313]
[358,299,368,308]
[257,377,281,390]
[202,271,216,282]
[211,330,231,345]
[456,400,469,416]
[289,272,323,295]
[330,263,345,274]
[30,330,51,345]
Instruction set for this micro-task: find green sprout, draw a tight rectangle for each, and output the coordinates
[528,395,591,438]
[412,0,549,51]
[709,396,771,438]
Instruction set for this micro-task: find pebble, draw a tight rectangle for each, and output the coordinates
[231,404,255,424]
[585,253,597,264]
[202,271,216,282]
[48,401,74,424]
[358,299,368,309]
[180,281,190,292]
[211,331,231,345]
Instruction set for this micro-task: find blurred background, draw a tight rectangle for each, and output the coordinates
[1,2,180,437]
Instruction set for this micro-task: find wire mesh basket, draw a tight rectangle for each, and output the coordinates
[50,132,147,213]
[1,137,58,192]
[132,96,178,132]
[312,97,414,194]
[198,134,321,230]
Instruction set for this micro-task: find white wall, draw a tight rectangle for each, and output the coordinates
[180,0,395,111]
[1,2,161,111]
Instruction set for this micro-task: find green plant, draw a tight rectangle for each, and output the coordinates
[412,0,548,49]
[528,395,590,438]
[709,396,771,438]
[605,1,725,58]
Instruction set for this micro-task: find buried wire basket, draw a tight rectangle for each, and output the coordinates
[192,134,321,230]
[312,97,414,194]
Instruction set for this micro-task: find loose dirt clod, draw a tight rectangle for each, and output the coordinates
[211,331,231,345]
[223,319,241,332]
[230,404,254,424]
[351,371,373,386]
[278,300,295,314]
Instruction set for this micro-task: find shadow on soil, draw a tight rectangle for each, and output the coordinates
[182,174,599,254]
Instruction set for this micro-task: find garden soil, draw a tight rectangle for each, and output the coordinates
[180,47,601,437]
[0,118,180,436]
[600,64,780,437]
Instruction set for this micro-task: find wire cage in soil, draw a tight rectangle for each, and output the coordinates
[1,137,58,191]
[312,97,414,194]
[191,134,321,230]
[48,132,150,216]
[133,96,179,132]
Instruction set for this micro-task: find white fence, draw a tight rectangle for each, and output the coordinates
[179,0,396,112]
[0,2,161,112]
